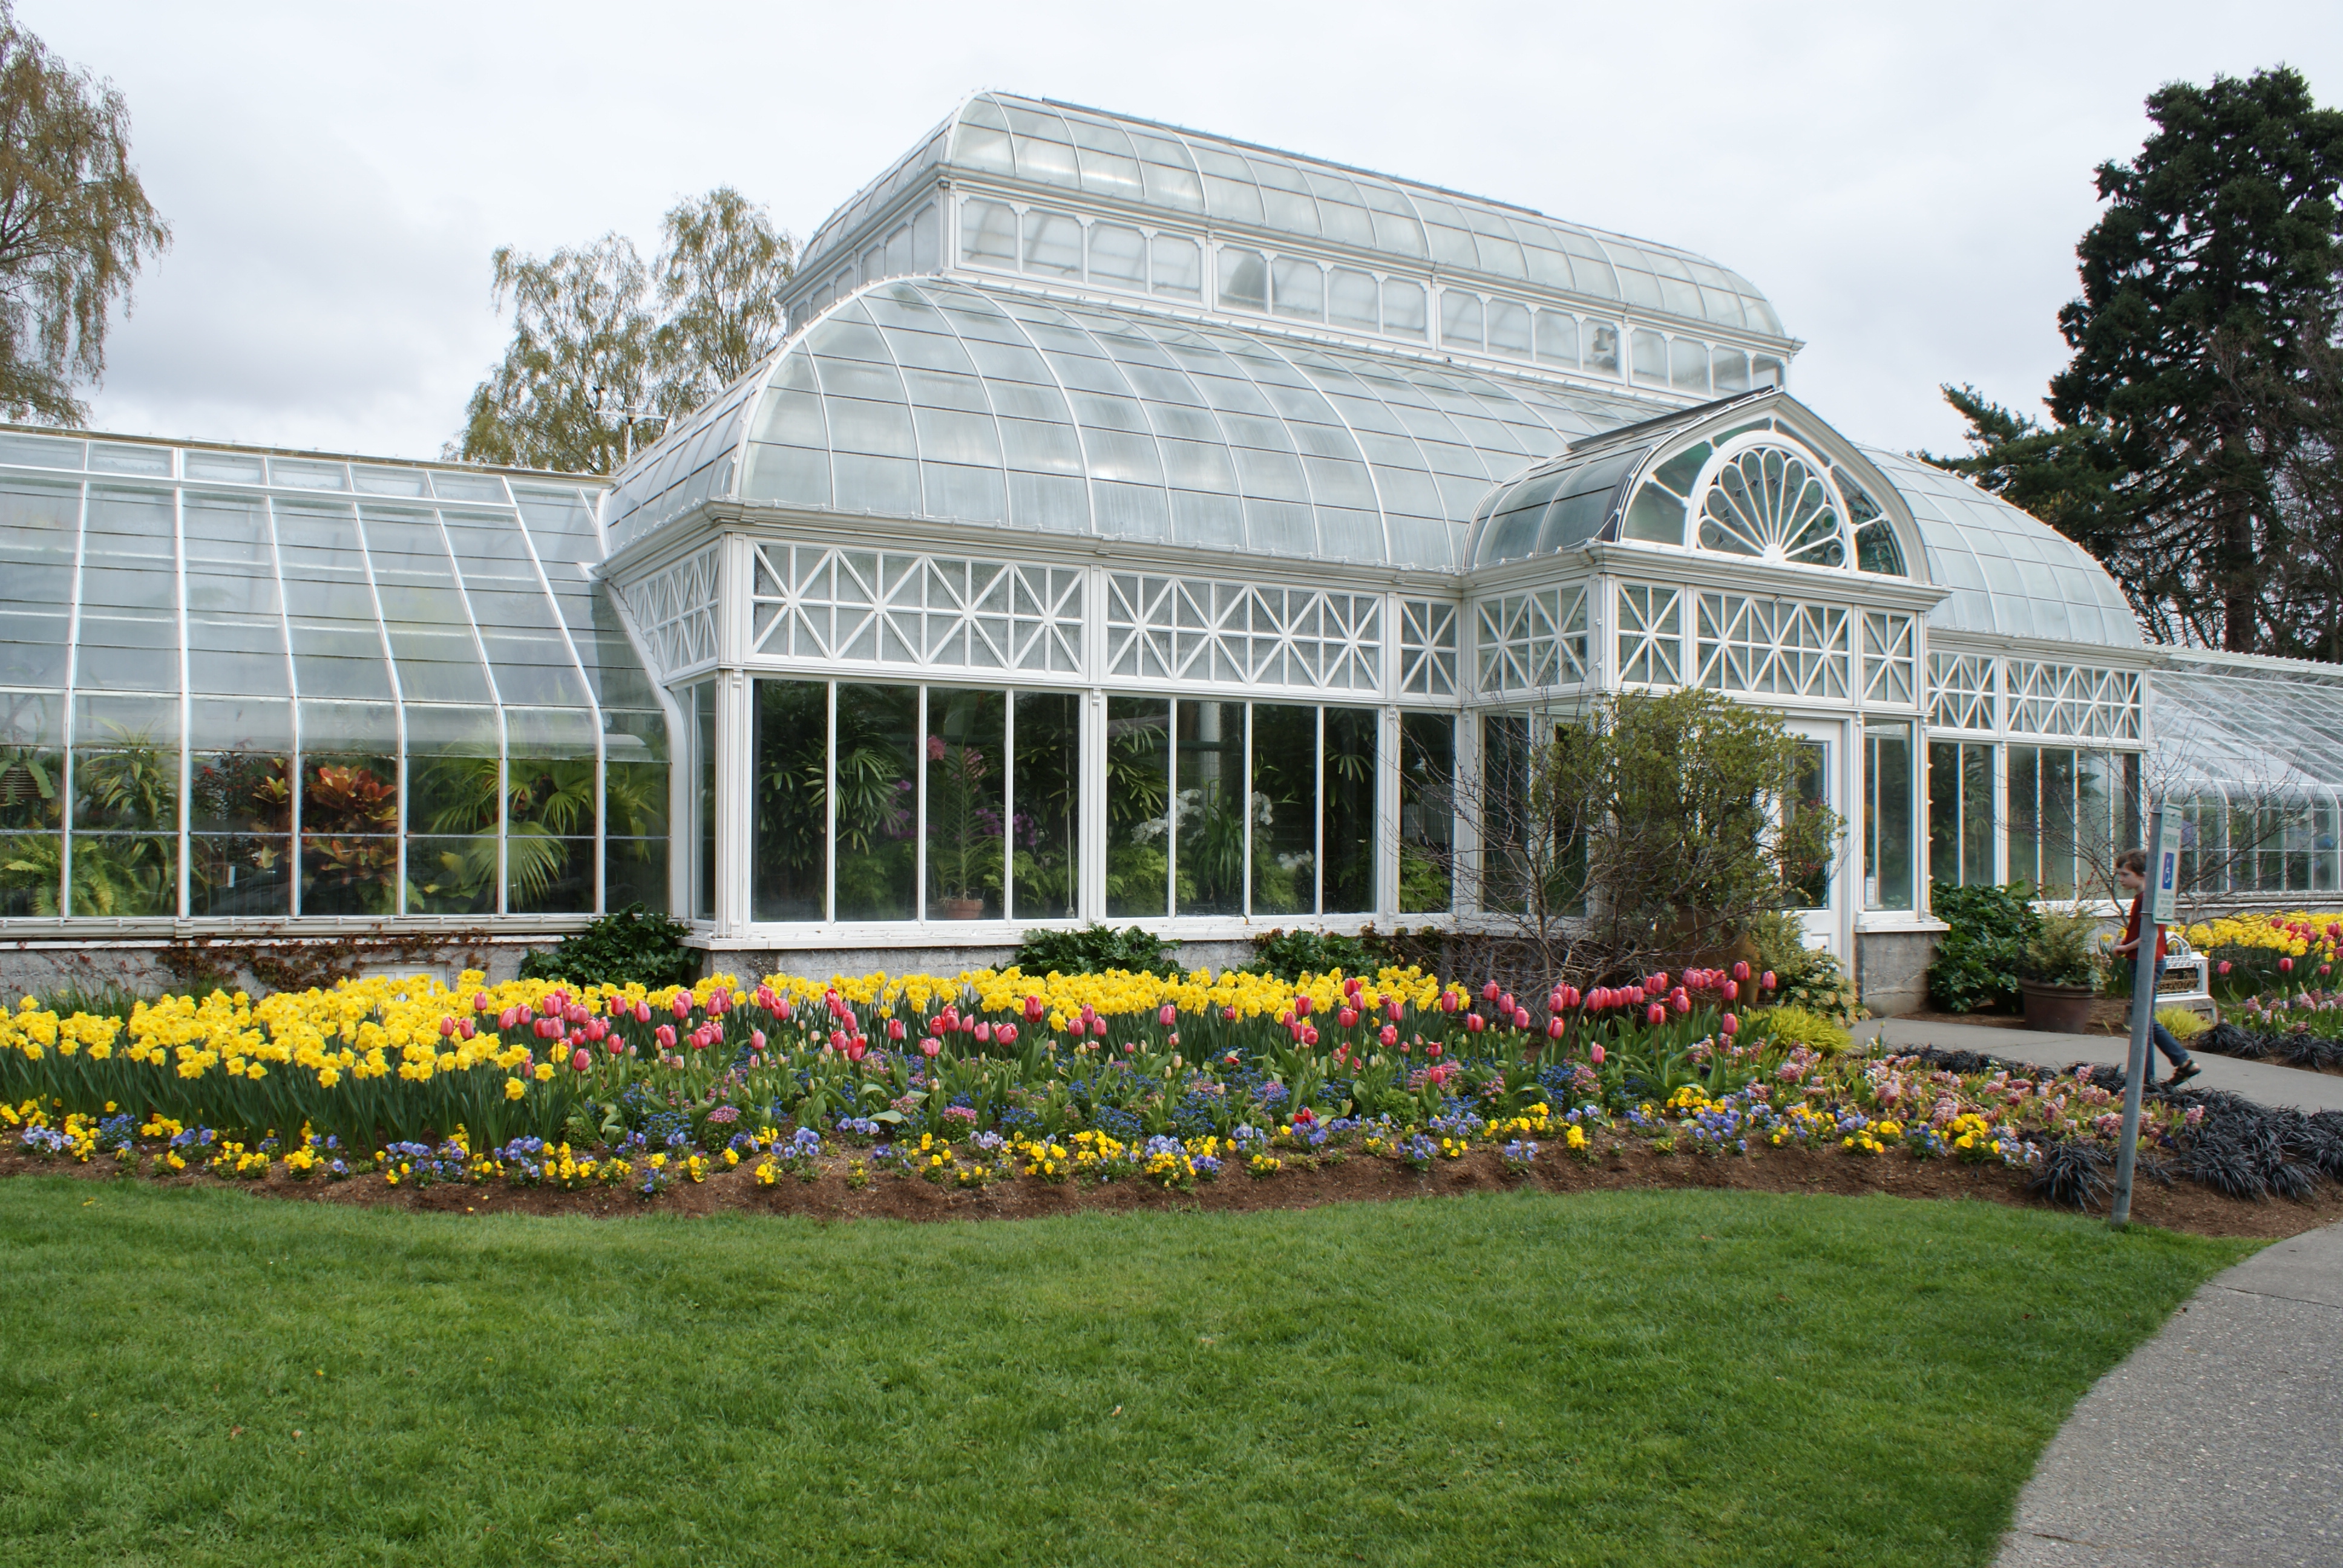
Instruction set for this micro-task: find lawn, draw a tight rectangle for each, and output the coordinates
[0,1181,2249,1567]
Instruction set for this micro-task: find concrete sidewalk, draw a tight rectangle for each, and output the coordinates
[1994,1223,2343,1567]
[1855,1016,2343,1115]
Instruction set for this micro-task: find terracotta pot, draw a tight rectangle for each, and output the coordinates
[940,896,986,921]
[2019,978,2097,1033]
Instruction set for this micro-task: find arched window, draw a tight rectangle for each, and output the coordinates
[1617,425,1909,576]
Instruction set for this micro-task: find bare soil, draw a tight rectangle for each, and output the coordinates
[8,1140,2334,1241]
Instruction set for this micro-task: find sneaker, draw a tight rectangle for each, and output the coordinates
[2168,1061,2201,1087]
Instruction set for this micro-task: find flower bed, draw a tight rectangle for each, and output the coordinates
[2197,987,2343,1073]
[2187,910,2343,998]
[8,963,2341,1221]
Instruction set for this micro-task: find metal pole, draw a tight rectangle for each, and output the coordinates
[2109,800,2165,1229]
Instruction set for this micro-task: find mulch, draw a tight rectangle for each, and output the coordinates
[8,1140,2335,1241]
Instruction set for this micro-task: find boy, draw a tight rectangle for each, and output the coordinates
[2112,847,2200,1087]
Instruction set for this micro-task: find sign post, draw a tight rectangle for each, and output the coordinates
[2109,807,2182,1229]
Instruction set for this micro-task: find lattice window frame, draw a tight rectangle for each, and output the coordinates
[1692,592,1849,699]
[1861,610,1917,707]
[748,545,1084,675]
[1399,599,1460,697]
[622,544,720,679]
[1472,584,1590,694]
[2007,660,2141,741]
[1616,583,1684,687]
[1928,650,1997,731]
[1105,574,1381,693]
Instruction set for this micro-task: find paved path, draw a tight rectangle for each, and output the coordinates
[1855,1016,2343,1115]
[1994,1223,2343,1567]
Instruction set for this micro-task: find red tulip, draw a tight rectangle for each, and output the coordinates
[1426,1041,1443,1059]
[1298,1025,1317,1047]
[846,1036,867,1063]
[1481,981,1501,1002]
[2282,957,2295,973]
[571,1048,592,1073]
[1343,977,1363,998]
[1647,1004,1666,1025]
[1223,1005,1239,1022]
[1338,1007,1358,1029]
[1465,1013,1486,1034]
[1023,995,1045,1023]
[1438,991,1460,1014]
[1720,1014,1738,1036]
[1761,971,1777,990]
[1380,1024,1399,1047]
[654,1024,676,1050]
[1545,1017,1565,1039]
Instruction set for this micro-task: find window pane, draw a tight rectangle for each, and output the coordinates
[1962,743,1995,886]
[1087,222,1146,287]
[1177,700,1246,915]
[506,706,597,914]
[1670,336,1709,393]
[1328,267,1378,330]
[1323,707,1377,913]
[1150,234,1202,299]
[1752,355,1786,388]
[1440,290,1483,349]
[0,692,64,917]
[693,682,716,920]
[189,694,291,918]
[751,679,826,922]
[68,694,180,918]
[1106,696,1170,917]
[1382,278,1427,339]
[1012,691,1081,921]
[1489,299,1532,358]
[604,707,669,914]
[1631,328,1668,383]
[2077,750,2114,897]
[835,683,917,921]
[1271,256,1324,321]
[1481,715,1530,913]
[926,687,1005,920]
[1928,740,1959,892]
[1400,713,1453,913]
[1712,348,1751,394]
[1788,741,1830,909]
[404,704,498,915]
[1866,722,1913,910]
[1250,704,1316,916]
[1217,247,1267,312]
[962,198,1018,267]
[1585,321,1622,376]
[2006,745,2039,888]
[1022,209,1083,278]
[299,699,399,916]
[1534,310,1579,368]
[2042,747,2077,896]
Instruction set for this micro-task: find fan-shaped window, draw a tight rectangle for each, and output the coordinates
[1699,445,1845,566]
[1843,477,1907,575]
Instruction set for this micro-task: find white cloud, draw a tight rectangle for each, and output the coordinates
[36,0,2343,462]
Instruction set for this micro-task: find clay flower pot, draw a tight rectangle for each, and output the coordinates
[2019,978,2096,1033]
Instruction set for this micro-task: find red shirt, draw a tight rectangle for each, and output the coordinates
[2122,892,2168,962]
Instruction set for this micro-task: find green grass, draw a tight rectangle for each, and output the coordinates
[0,1181,2250,1567]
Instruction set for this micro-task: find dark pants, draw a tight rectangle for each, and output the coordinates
[2139,961,2192,1080]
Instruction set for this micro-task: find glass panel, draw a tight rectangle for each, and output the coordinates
[1631,329,1668,383]
[1440,290,1483,349]
[1752,356,1786,388]
[1788,740,1830,909]
[1217,247,1267,312]
[603,708,669,914]
[1534,311,1579,368]
[361,508,491,705]
[2076,750,2114,898]
[404,704,499,915]
[1150,234,1202,299]
[752,679,827,922]
[1489,299,1532,358]
[834,683,917,921]
[189,696,291,918]
[1106,696,1169,918]
[1323,707,1377,914]
[1964,743,1996,887]
[962,198,1018,267]
[1382,279,1427,339]
[184,493,288,699]
[1271,256,1324,321]
[1177,700,1246,916]
[693,682,716,921]
[0,479,80,693]
[1927,740,1959,892]
[1585,322,1622,376]
[0,691,64,916]
[68,693,179,918]
[2005,745,2040,888]
[1712,349,1751,394]
[299,699,399,916]
[1087,222,1146,287]
[1399,713,1452,914]
[926,687,1005,920]
[506,706,597,914]
[74,487,179,696]
[1669,336,1709,393]
[1481,715,1530,913]
[1866,722,1913,910]
[1250,704,1316,916]
[1328,268,1378,330]
[1021,209,1083,278]
[1011,691,1080,921]
[442,510,589,708]
[2041,747,2077,896]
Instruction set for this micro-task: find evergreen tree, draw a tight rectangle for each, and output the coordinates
[1933,67,2343,652]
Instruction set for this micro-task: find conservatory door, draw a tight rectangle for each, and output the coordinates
[1783,717,1846,959]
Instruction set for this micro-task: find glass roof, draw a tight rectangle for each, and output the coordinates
[2151,652,2343,801]
[607,275,1676,567]
[798,94,1783,338]
[1863,449,2140,648]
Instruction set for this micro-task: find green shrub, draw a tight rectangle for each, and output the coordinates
[1928,882,2042,1013]
[1753,1004,1852,1055]
[1742,910,1863,1024]
[517,904,697,990]
[1247,928,1379,982]
[2154,1005,2207,1040]
[1012,923,1179,978]
[2022,908,2106,989]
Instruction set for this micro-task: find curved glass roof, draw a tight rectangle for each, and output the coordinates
[2151,652,2343,800]
[1863,449,2140,647]
[799,94,1783,338]
[607,275,1674,568]
[0,430,669,921]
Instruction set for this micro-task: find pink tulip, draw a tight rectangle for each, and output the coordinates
[1294,995,1313,1018]
[1647,1003,1666,1025]
[1024,995,1046,1023]
[1591,1044,1605,1065]
[634,1001,652,1024]
[1343,977,1363,997]
[1465,1013,1486,1034]
[997,1024,1017,1044]
[571,1047,592,1073]
[671,992,692,1020]
[751,1028,767,1051]
[1723,979,1738,1001]
[884,1018,904,1042]
[1721,1014,1738,1036]
[1091,1016,1110,1037]
[438,1015,456,1037]
[1159,1004,1178,1028]
[921,1038,940,1059]
[1499,992,1516,1016]
[2219,960,2232,975]
[1761,971,1777,990]
[1732,961,1751,983]
[1546,1017,1565,1039]
[457,1018,476,1040]
[1481,981,1501,1002]
[474,991,493,1012]
[1670,989,1689,1016]
[975,1022,993,1043]
[1514,1007,1532,1028]
[1338,1007,1358,1029]
[1386,999,1403,1022]
[516,1004,535,1025]
[1302,1025,1320,1047]
[654,1024,676,1050]
[1380,1024,1400,1047]
[847,1036,867,1063]
[1438,991,1460,1014]
[1426,1041,1443,1059]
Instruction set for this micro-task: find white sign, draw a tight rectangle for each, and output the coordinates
[2151,812,2184,923]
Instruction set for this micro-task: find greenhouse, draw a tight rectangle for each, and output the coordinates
[1,92,2332,1007]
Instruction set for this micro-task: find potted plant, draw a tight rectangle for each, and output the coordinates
[2018,907,2104,1032]
[926,734,1000,920]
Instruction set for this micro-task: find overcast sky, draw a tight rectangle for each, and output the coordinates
[39,1,2343,466]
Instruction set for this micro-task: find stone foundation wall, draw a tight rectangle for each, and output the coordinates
[1855,930,1938,1017]
[0,935,555,1001]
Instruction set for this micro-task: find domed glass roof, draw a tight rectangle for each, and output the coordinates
[604,275,1675,567]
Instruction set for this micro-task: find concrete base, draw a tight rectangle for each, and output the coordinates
[0,933,554,1001]
[1855,928,1938,1016]
[713,940,1255,982]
